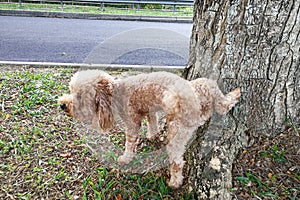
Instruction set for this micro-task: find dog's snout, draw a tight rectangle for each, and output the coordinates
[60,103,67,110]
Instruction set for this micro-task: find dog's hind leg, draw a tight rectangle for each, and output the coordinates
[166,120,195,188]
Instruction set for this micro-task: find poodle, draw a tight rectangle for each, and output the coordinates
[58,70,240,188]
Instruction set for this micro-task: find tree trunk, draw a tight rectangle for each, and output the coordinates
[183,0,300,199]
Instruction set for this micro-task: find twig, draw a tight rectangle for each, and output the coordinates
[3,132,14,141]
[254,195,262,200]
[1,99,4,112]
[1,188,15,200]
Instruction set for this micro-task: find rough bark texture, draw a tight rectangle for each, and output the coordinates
[183,0,300,199]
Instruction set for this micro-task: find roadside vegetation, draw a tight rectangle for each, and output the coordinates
[0,65,299,199]
[0,2,193,17]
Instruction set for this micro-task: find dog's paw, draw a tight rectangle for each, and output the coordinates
[228,88,241,103]
[117,154,134,165]
[167,176,183,188]
[146,131,159,141]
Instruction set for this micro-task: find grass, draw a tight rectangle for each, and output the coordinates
[0,65,299,199]
[0,65,192,199]
[0,2,193,17]
[82,168,172,199]
[260,144,286,163]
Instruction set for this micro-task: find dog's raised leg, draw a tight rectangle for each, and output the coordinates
[214,88,241,115]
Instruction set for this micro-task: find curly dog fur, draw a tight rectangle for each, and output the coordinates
[58,70,240,188]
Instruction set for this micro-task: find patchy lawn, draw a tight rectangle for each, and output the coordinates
[0,66,190,199]
[0,65,299,199]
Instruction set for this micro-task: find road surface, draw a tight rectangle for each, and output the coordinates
[0,16,192,66]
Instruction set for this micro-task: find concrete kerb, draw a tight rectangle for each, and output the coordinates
[0,10,192,23]
[0,61,185,73]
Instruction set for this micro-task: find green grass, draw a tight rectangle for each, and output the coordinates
[82,168,173,199]
[261,143,286,163]
[0,2,193,17]
[235,172,280,198]
[0,65,192,199]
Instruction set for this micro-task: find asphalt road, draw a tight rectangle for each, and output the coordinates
[0,16,192,66]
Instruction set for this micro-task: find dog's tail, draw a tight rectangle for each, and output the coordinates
[190,78,241,115]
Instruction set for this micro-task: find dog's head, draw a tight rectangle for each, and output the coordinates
[58,94,74,117]
[58,70,115,131]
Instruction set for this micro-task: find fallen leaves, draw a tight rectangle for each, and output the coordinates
[233,130,300,199]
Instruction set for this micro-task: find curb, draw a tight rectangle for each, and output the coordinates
[0,9,192,23]
[0,61,185,72]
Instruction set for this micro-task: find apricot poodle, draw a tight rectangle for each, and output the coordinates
[58,70,240,188]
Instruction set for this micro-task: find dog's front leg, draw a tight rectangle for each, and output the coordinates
[146,112,159,140]
[118,124,140,165]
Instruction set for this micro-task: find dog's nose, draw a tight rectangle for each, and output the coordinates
[60,103,67,110]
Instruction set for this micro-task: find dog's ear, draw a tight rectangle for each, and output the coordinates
[95,78,114,131]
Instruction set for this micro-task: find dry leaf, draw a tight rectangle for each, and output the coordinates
[116,194,122,200]
[60,152,72,158]
[268,172,273,179]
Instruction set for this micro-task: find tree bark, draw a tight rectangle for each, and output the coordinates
[183,0,300,199]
